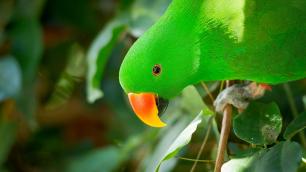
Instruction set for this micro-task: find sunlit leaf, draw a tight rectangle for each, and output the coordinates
[222,141,302,172]
[153,112,203,172]
[144,117,189,172]
[67,146,120,172]
[233,102,282,145]
[86,19,127,103]
[0,56,21,101]
[284,111,306,140]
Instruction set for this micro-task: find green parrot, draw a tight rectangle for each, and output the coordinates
[119,0,306,127]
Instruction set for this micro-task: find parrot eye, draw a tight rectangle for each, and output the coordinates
[152,64,162,76]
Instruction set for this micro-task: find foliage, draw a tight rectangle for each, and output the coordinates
[222,141,302,172]
[233,102,282,145]
[0,0,305,172]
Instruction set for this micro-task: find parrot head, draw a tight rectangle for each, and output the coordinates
[119,19,200,127]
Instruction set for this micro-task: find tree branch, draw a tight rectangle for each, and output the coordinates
[214,81,232,172]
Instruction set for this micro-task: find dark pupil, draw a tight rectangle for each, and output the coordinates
[153,65,161,75]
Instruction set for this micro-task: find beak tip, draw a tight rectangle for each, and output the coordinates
[128,92,167,128]
[150,122,167,128]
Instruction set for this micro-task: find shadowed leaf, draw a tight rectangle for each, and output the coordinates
[222,141,302,172]
[233,101,282,145]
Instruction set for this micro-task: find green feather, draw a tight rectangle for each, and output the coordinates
[119,0,306,98]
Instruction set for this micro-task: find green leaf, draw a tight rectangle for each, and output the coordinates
[0,117,17,166]
[0,56,21,101]
[144,117,189,172]
[67,146,120,172]
[255,141,302,172]
[233,101,282,145]
[284,111,306,140]
[154,112,203,172]
[222,141,302,172]
[10,18,43,84]
[86,19,127,103]
[9,18,43,126]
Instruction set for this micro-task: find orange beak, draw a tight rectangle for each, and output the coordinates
[128,93,166,128]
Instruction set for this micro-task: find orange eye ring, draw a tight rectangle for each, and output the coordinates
[152,64,162,76]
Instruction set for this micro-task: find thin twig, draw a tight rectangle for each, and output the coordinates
[214,81,232,172]
[179,157,215,163]
[283,83,306,147]
[201,81,215,104]
[190,116,214,172]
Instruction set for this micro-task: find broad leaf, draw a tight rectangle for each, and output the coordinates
[222,141,302,172]
[284,111,306,140]
[9,18,43,125]
[255,141,301,172]
[154,112,203,172]
[233,102,282,145]
[10,18,43,85]
[0,56,21,101]
[86,19,127,103]
[144,117,189,172]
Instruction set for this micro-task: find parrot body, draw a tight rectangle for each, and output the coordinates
[119,0,306,127]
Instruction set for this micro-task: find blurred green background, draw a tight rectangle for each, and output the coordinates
[0,0,305,172]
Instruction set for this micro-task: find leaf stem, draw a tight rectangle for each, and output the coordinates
[201,81,215,104]
[179,156,214,163]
